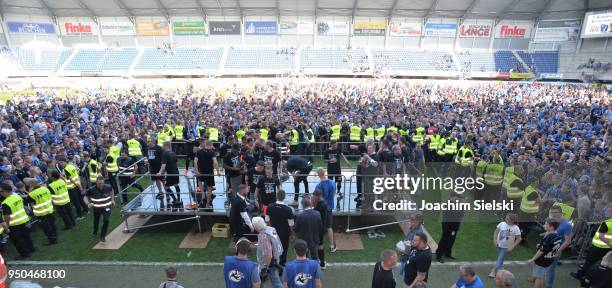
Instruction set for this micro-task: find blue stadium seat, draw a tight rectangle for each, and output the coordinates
[517,51,559,74]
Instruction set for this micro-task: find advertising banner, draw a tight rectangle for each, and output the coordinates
[173,21,206,35]
[317,21,350,35]
[7,21,55,34]
[209,21,241,35]
[582,12,612,38]
[509,72,534,79]
[534,20,580,42]
[99,19,134,36]
[389,21,421,37]
[494,23,532,38]
[458,24,491,38]
[353,21,386,36]
[244,21,278,35]
[424,23,457,37]
[280,21,314,34]
[60,21,98,36]
[135,18,169,36]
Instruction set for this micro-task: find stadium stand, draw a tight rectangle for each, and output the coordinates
[371,49,458,74]
[224,47,295,73]
[516,50,559,74]
[134,47,223,72]
[64,49,108,71]
[300,47,369,73]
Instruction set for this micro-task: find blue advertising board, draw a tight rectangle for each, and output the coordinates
[244,21,277,35]
[8,21,56,34]
[423,23,457,37]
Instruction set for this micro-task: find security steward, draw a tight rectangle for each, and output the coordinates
[483,150,504,203]
[104,145,121,203]
[1,183,35,259]
[59,157,88,219]
[48,170,75,230]
[84,176,114,243]
[24,178,57,245]
[127,132,144,173]
[86,152,101,187]
[518,180,541,244]
[571,208,612,282]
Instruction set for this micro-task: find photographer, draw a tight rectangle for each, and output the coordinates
[253,217,283,288]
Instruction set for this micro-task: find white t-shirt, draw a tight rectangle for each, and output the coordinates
[496,222,521,249]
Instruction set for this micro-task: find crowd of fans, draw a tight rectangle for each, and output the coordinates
[578,58,612,73]
[0,80,609,287]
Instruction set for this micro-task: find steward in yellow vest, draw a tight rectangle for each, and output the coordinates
[207,127,219,142]
[411,127,425,145]
[365,127,375,141]
[455,146,474,167]
[0,183,35,257]
[375,126,386,141]
[573,209,612,280]
[48,170,75,229]
[58,156,88,219]
[349,125,362,142]
[330,124,341,142]
[24,178,57,245]
[260,128,269,141]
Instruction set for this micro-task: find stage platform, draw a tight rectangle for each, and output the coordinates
[121,168,362,218]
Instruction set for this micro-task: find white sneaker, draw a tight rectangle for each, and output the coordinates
[488,271,496,278]
[330,244,337,253]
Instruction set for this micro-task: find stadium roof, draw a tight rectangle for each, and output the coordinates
[0,0,610,20]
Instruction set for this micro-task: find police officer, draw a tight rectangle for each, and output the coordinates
[0,183,34,259]
[223,238,261,288]
[48,169,75,230]
[24,178,57,245]
[118,148,144,205]
[84,176,114,242]
[282,239,322,288]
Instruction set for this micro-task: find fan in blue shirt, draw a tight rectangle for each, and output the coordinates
[452,266,484,288]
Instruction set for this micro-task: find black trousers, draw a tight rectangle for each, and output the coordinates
[38,214,58,243]
[119,177,145,204]
[93,207,112,238]
[55,204,75,229]
[576,245,610,278]
[436,221,461,259]
[231,222,249,242]
[279,233,290,266]
[293,165,313,201]
[69,187,88,217]
[108,172,119,198]
[9,224,35,257]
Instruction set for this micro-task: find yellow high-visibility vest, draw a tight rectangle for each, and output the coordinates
[520,185,539,214]
[412,127,425,144]
[592,219,612,248]
[386,126,398,134]
[290,129,299,146]
[443,138,458,155]
[157,131,167,146]
[106,148,119,173]
[428,134,440,150]
[260,128,269,141]
[48,179,71,206]
[365,127,375,141]
[375,127,385,141]
[64,164,80,190]
[208,127,219,142]
[29,186,54,216]
[87,159,99,183]
[330,125,341,141]
[307,128,315,143]
[436,138,447,156]
[504,173,524,199]
[553,202,575,220]
[174,125,184,141]
[349,125,361,141]
[236,129,246,143]
[455,147,474,167]
[2,194,29,226]
[127,139,142,157]
[476,160,487,178]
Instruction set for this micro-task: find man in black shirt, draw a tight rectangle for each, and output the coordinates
[194,140,218,208]
[254,167,280,212]
[404,232,432,287]
[260,141,282,175]
[295,197,323,262]
[246,160,265,201]
[229,184,254,242]
[377,140,393,176]
[286,156,313,207]
[156,142,181,210]
[84,176,114,242]
[266,189,294,266]
[372,249,398,288]
[146,139,165,203]
[312,189,330,269]
[360,144,380,211]
[323,140,352,204]
[224,143,244,203]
